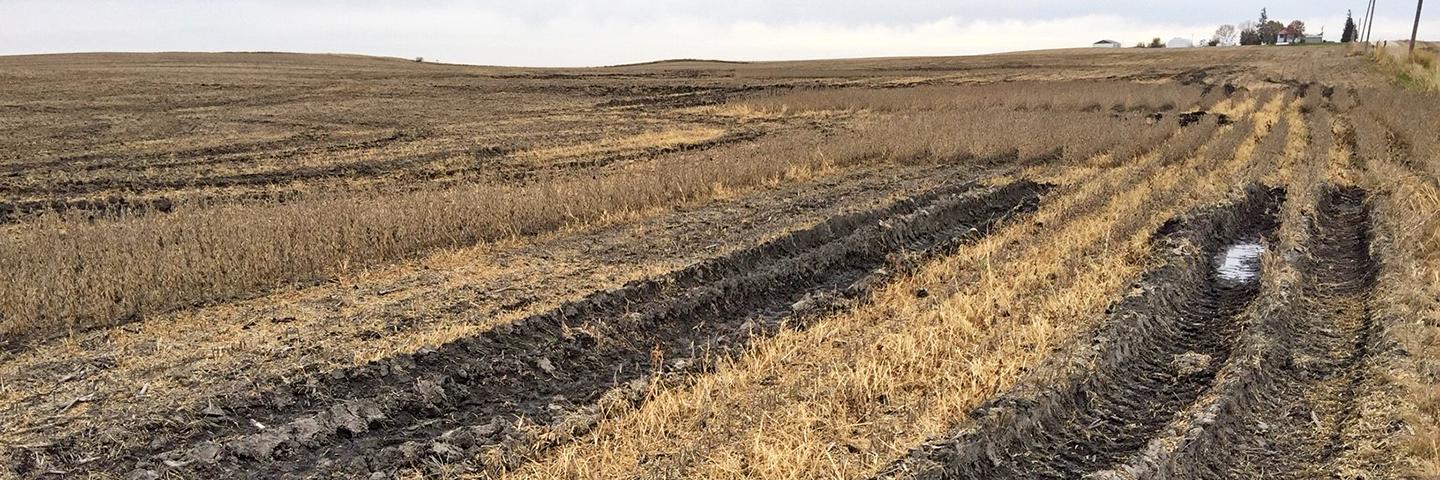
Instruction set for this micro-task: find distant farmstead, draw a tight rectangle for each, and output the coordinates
[1276,28,1323,45]
[1277,28,1299,45]
[1092,40,1122,48]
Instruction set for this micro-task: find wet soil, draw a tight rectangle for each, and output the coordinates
[887,185,1392,479]
[63,180,1046,478]
[1086,186,1388,479]
[886,185,1286,479]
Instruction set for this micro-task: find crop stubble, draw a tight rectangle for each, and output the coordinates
[2,46,1436,478]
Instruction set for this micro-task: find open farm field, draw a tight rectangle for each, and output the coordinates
[1,45,1438,479]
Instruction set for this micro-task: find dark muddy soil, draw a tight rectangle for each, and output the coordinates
[1082,185,1390,479]
[886,185,1287,479]
[77,180,1046,479]
[1175,110,1232,127]
[0,160,1000,474]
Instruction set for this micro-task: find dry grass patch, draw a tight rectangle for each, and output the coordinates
[1350,88,1440,475]
[515,126,729,161]
[0,136,848,346]
[1373,43,1440,91]
[739,82,1205,114]
[1,85,1197,345]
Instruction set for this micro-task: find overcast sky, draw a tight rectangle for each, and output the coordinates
[2,1,1433,66]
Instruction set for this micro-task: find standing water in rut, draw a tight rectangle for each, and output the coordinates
[1215,242,1264,283]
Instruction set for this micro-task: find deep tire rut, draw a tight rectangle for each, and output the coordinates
[1086,185,1383,479]
[887,186,1286,479]
[113,180,1047,478]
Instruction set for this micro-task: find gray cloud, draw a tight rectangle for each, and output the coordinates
[2,0,1431,66]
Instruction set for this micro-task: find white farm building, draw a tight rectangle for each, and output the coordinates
[1092,40,1122,48]
[1167,37,1195,48]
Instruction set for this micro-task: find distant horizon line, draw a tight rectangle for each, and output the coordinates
[0,44,1341,69]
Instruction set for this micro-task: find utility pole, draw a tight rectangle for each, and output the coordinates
[1410,0,1425,60]
[1364,0,1374,43]
[1366,0,1380,45]
[1362,0,1378,48]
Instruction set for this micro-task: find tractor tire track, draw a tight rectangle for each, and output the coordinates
[111,180,1047,479]
[1086,185,1386,479]
[885,185,1285,479]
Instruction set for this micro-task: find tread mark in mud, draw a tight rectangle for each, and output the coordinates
[886,186,1285,479]
[1089,186,1383,479]
[99,180,1048,478]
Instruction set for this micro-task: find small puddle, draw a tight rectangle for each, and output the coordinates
[1215,242,1264,283]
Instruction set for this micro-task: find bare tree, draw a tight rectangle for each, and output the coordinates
[1215,24,1238,46]
[1259,20,1284,45]
[1238,20,1261,45]
[1287,20,1307,37]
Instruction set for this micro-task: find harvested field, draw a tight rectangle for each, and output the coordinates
[2,45,1438,479]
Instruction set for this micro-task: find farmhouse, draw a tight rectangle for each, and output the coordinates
[1092,40,1122,48]
[1277,28,1298,45]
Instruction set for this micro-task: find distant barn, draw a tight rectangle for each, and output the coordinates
[1093,40,1122,48]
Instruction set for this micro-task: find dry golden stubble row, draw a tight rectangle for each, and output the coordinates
[0,100,1201,345]
[739,82,1205,114]
[1351,109,1440,477]
[498,96,1288,480]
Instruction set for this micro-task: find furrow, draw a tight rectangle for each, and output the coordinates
[112,179,1048,478]
[887,185,1284,479]
[1089,185,1384,479]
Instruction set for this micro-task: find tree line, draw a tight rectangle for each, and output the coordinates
[1208,7,1364,46]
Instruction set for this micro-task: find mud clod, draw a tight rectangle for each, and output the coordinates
[414,379,446,403]
[291,418,325,447]
[331,404,369,436]
[1178,110,1210,127]
[189,442,222,464]
[231,432,286,460]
